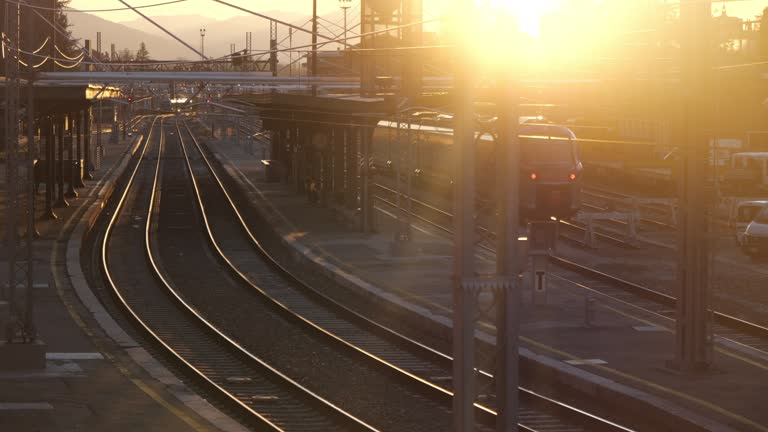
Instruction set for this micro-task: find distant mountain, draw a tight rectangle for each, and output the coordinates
[116,11,315,59]
[67,12,190,60]
[68,10,350,63]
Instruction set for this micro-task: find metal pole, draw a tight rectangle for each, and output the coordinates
[4,0,20,313]
[343,6,348,43]
[453,0,477,427]
[75,110,84,187]
[65,114,77,198]
[24,74,37,337]
[495,75,521,432]
[200,28,206,61]
[54,115,68,207]
[311,0,318,96]
[674,0,713,371]
[43,117,56,219]
[84,106,92,180]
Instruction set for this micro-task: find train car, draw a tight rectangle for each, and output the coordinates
[371,117,582,219]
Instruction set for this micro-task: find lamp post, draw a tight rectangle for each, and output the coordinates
[339,0,351,45]
[200,28,206,61]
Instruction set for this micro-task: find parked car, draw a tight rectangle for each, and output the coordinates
[742,207,768,260]
[733,200,768,246]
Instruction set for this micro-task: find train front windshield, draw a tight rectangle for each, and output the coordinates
[521,137,575,164]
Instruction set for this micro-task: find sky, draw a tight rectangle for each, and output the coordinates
[67,0,767,23]
[67,0,363,22]
[66,0,767,42]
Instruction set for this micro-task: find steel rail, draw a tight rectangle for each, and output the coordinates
[177,122,485,427]
[370,181,768,357]
[100,116,374,432]
[371,181,639,249]
[199,121,633,432]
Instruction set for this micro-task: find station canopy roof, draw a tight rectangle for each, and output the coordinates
[227,92,397,116]
[0,79,122,113]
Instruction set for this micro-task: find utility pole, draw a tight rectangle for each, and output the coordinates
[4,0,36,343]
[673,0,713,371]
[453,0,477,429]
[270,21,278,77]
[311,0,318,96]
[96,31,102,71]
[495,47,521,432]
[339,0,351,44]
[289,28,293,77]
[200,28,206,61]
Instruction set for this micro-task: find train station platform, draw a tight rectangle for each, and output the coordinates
[0,124,241,432]
[209,133,768,432]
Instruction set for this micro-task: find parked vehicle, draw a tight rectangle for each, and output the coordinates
[732,200,768,246]
[742,207,768,260]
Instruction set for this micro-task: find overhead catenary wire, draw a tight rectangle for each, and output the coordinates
[116,0,206,60]
[8,16,442,68]
[10,0,108,68]
[55,44,84,61]
[212,0,358,48]
[30,36,50,54]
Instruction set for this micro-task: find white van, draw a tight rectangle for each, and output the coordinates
[733,200,768,246]
[742,207,768,260]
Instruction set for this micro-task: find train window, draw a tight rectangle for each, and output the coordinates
[521,138,574,163]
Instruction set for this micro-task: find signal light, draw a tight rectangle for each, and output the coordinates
[569,173,577,180]
[206,98,211,104]
[530,172,537,180]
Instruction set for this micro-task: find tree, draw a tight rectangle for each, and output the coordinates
[135,42,151,62]
[117,48,134,62]
[54,0,78,57]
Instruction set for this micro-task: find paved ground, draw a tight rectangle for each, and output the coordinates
[0,126,228,432]
[209,133,768,432]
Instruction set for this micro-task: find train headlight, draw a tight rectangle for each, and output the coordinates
[569,173,577,180]
[530,172,537,180]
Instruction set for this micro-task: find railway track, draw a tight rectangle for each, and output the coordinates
[191,120,632,431]
[101,116,375,432]
[550,257,768,355]
[371,182,768,360]
[372,182,639,250]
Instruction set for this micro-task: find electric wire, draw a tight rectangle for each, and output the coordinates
[55,44,85,61]
[7,17,442,68]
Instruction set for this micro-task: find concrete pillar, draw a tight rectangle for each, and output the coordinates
[361,126,373,232]
[74,110,85,188]
[321,147,333,206]
[42,117,56,220]
[345,126,359,210]
[54,115,69,208]
[65,114,77,198]
[333,128,346,205]
[83,107,93,180]
[294,127,303,192]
